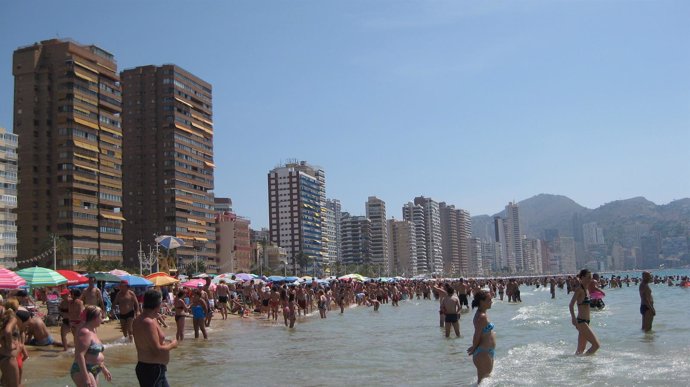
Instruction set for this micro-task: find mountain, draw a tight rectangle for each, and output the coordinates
[471,194,589,240]
[472,195,690,247]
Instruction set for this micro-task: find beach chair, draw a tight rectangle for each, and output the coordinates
[45,298,61,326]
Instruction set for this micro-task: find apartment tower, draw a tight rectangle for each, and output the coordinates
[121,65,216,273]
[13,39,124,269]
[324,198,342,266]
[387,219,417,277]
[402,202,427,274]
[340,213,370,267]
[365,196,389,276]
[268,161,325,274]
[413,196,443,274]
[0,128,18,268]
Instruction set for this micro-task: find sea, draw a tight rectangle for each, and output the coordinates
[25,269,690,387]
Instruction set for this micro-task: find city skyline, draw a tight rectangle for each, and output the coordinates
[1,1,689,230]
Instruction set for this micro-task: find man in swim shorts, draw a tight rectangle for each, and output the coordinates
[133,290,178,387]
[114,280,140,341]
[639,271,655,332]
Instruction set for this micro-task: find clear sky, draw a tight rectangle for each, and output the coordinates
[1,1,689,228]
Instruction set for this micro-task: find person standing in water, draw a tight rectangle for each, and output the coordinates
[467,290,495,385]
[639,271,655,332]
[133,290,178,387]
[435,284,461,338]
[569,269,600,355]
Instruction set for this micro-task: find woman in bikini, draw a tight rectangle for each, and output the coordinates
[1,299,21,387]
[174,290,189,341]
[68,289,85,343]
[59,289,71,351]
[71,305,112,387]
[467,290,495,385]
[569,269,600,355]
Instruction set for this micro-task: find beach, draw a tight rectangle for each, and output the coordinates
[20,270,690,387]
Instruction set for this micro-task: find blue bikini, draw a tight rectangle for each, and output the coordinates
[474,322,496,359]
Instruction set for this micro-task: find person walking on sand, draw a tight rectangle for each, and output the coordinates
[81,277,106,317]
[133,290,178,387]
[569,269,600,355]
[467,290,496,385]
[639,271,656,332]
[114,280,140,342]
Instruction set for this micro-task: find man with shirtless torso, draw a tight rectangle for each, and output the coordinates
[639,271,655,332]
[133,290,177,387]
[81,277,105,317]
[114,281,140,341]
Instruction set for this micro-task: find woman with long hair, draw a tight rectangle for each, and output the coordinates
[569,269,600,355]
[467,290,496,385]
[71,305,112,387]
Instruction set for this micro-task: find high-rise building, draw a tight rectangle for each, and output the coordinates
[505,202,523,272]
[468,237,483,276]
[340,213,370,266]
[268,161,325,274]
[439,202,459,274]
[403,202,427,274]
[481,241,501,274]
[493,216,508,272]
[366,196,389,275]
[13,39,124,269]
[387,219,417,277]
[413,196,443,274]
[522,237,543,274]
[458,208,472,275]
[0,128,18,268]
[325,198,342,265]
[121,64,216,273]
[583,222,605,247]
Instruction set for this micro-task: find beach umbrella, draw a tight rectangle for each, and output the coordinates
[267,275,285,282]
[109,269,130,276]
[0,268,27,289]
[154,235,185,250]
[146,272,172,279]
[234,273,253,281]
[192,273,210,278]
[181,278,206,288]
[147,275,179,287]
[16,267,67,287]
[300,276,313,281]
[212,273,236,285]
[56,269,89,285]
[86,272,122,282]
[284,276,299,283]
[118,274,153,287]
[339,273,366,282]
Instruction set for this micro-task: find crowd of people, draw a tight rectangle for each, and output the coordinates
[0,270,679,386]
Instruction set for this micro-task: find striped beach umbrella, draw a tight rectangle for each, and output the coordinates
[0,268,27,289]
[16,267,68,287]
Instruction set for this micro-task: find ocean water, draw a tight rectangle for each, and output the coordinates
[26,269,690,386]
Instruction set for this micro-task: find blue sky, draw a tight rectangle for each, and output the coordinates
[2,1,689,228]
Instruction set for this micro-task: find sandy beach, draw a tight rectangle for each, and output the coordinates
[21,307,246,382]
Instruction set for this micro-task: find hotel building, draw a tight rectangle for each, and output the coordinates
[0,128,18,268]
[121,65,216,273]
[366,196,389,275]
[13,39,124,269]
[268,161,325,274]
